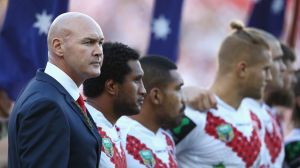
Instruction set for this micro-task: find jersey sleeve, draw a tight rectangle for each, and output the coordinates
[173,106,206,155]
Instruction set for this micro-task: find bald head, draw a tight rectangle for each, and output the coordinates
[46,12,104,86]
[47,12,102,58]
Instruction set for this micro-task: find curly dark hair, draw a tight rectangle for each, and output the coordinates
[83,42,140,98]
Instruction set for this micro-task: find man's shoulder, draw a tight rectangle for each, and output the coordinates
[116,116,135,129]
[184,106,207,124]
[12,75,71,120]
[116,116,137,138]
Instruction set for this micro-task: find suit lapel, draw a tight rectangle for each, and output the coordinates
[36,69,102,154]
[66,93,102,152]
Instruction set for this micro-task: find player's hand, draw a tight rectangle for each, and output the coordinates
[183,86,217,112]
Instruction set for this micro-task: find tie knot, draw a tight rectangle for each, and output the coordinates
[76,95,86,113]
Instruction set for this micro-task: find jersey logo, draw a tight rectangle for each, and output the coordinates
[126,135,177,168]
[140,150,156,168]
[103,138,114,158]
[205,112,261,168]
[97,127,127,167]
[217,124,234,142]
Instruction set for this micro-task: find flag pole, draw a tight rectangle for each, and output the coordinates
[287,0,299,49]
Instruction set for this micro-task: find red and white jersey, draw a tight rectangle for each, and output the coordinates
[175,96,262,168]
[240,98,284,168]
[116,116,177,168]
[261,104,284,168]
[86,104,127,168]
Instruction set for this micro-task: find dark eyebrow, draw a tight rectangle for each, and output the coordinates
[135,74,143,80]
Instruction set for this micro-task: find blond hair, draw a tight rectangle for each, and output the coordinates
[217,20,270,73]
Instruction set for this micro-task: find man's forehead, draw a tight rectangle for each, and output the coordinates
[169,70,184,84]
[270,43,283,59]
[128,60,143,73]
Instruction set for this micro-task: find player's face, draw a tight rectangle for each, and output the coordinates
[244,49,273,99]
[160,70,185,129]
[268,41,286,89]
[114,60,146,116]
[283,60,297,90]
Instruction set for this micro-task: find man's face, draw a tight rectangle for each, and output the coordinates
[283,60,297,90]
[268,41,286,89]
[159,70,185,129]
[63,20,104,82]
[244,49,273,99]
[114,60,146,116]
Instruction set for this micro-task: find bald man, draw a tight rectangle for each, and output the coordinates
[8,12,104,168]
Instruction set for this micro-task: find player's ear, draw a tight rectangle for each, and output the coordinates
[236,61,247,78]
[52,38,64,57]
[148,87,163,105]
[105,79,118,96]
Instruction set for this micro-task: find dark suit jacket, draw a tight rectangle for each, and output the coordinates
[8,69,102,168]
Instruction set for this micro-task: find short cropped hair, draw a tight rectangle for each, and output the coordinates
[83,42,140,98]
[218,21,270,73]
[140,55,177,92]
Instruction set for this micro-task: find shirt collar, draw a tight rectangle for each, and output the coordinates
[44,62,80,101]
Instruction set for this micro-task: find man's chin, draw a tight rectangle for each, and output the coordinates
[87,69,101,78]
[124,108,140,116]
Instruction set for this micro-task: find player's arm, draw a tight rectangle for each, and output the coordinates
[183,86,217,112]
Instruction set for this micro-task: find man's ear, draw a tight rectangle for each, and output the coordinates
[236,61,247,78]
[148,88,163,105]
[105,79,118,96]
[52,38,64,57]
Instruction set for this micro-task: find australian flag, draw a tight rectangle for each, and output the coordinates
[0,0,68,100]
[147,0,184,62]
[248,0,287,38]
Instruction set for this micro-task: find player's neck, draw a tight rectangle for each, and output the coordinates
[86,97,120,125]
[131,108,160,133]
[211,80,243,110]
